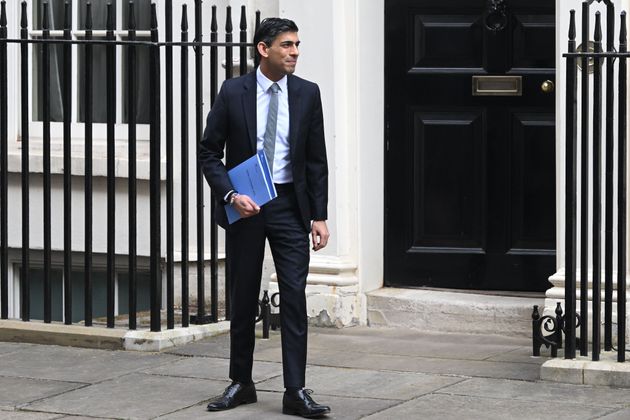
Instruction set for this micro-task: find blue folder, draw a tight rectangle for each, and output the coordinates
[225,151,278,224]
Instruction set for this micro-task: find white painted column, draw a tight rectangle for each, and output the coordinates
[267,0,385,326]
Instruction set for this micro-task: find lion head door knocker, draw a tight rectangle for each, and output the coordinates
[485,0,508,33]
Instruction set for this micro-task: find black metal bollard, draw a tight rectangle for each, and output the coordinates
[555,302,564,350]
[532,305,541,356]
[257,290,281,338]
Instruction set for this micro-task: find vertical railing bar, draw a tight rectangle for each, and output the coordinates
[20,1,30,322]
[604,1,615,352]
[592,11,603,361]
[106,2,115,328]
[166,0,175,330]
[149,3,161,332]
[225,7,233,82]
[0,0,7,320]
[128,0,137,331]
[254,11,260,68]
[181,4,189,328]
[565,10,578,360]
[580,0,590,357]
[62,0,72,325]
[618,11,627,362]
[42,2,52,324]
[210,5,218,323]
[239,5,247,76]
[84,1,93,327]
[224,6,233,321]
[194,0,205,324]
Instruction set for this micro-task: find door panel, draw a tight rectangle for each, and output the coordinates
[385,0,556,292]
[411,110,485,250]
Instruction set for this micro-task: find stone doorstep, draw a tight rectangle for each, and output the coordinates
[0,319,230,352]
[367,287,545,337]
[541,352,630,388]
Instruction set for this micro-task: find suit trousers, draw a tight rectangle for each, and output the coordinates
[226,183,309,389]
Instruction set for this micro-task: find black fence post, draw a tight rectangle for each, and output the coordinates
[239,5,247,76]
[209,5,219,323]
[193,0,206,325]
[0,0,7,321]
[592,12,603,362]
[565,9,578,360]
[181,4,190,328]
[42,1,52,324]
[62,0,72,325]
[106,2,116,329]
[128,0,138,331]
[165,0,175,331]
[579,0,590,358]
[254,11,260,68]
[150,3,162,333]
[224,6,233,322]
[618,11,627,363]
[20,0,29,322]
[604,1,615,353]
[84,2,93,327]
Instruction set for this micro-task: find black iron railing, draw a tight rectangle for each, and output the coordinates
[0,0,263,333]
[534,0,629,362]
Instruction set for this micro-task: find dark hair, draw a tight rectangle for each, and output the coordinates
[253,18,299,57]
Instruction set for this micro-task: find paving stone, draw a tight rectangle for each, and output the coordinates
[0,410,64,419]
[158,391,398,420]
[0,377,84,408]
[596,408,630,419]
[437,378,630,408]
[0,345,180,383]
[57,416,116,419]
[306,331,523,361]
[166,331,281,358]
[362,393,613,420]
[0,342,37,356]
[254,346,283,363]
[304,347,542,381]
[310,326,530,347]
[142,357,283,383]
[25,373,227,419]
[257,366,464,400]
[485,345,553,364]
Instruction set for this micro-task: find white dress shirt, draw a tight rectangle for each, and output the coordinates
[256,67,292,184]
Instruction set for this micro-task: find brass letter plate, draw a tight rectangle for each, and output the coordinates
[472,75,522,96]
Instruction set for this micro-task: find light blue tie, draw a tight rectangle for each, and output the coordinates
[263,83,280,174]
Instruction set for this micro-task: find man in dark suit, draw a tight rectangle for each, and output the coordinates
[200,18,331,418]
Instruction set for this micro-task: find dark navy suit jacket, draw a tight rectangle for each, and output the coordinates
[199,70,328,230]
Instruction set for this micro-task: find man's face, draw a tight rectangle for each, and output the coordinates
[259,31,300,79]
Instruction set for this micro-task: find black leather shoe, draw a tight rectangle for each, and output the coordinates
[206,382,257,411]
[282,389,331,418]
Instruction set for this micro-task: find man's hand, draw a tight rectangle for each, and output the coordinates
[232,194,260,218]
[311,221,329,251]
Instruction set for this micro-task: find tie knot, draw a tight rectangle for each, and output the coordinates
[270,83,280,94]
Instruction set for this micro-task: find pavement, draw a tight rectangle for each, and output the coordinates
[1,326,630,419]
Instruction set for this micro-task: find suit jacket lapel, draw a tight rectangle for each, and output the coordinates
[288,75,302,159]
[242,72,257,154]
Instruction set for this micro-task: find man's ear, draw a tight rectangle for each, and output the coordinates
[257,42,269,58]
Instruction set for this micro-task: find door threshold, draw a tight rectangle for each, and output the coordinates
[392,286,546,299]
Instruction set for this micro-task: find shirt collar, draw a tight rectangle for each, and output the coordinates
[256,66,288,93]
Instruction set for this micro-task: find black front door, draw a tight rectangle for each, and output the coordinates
[385,0,556,292]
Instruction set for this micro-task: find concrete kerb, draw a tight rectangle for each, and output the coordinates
[541,352,630,388]
[0,319,230,352]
